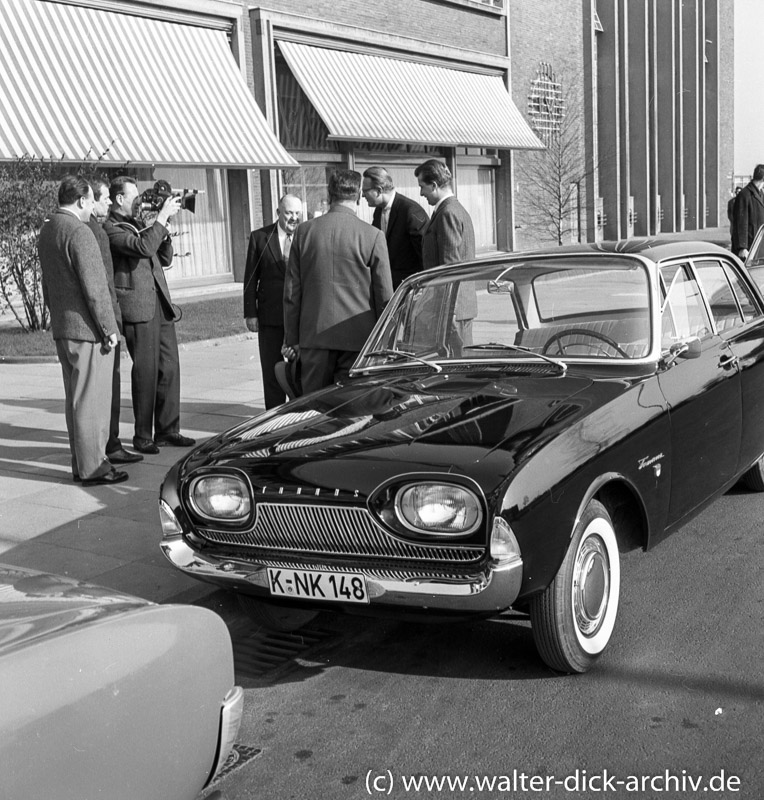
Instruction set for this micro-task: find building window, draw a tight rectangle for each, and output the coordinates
[275,52,338,152]
[527,62,565,145]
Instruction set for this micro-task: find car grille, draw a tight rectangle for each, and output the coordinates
[199,502,484,564]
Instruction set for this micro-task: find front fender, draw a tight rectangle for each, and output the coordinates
[500,379,670,596]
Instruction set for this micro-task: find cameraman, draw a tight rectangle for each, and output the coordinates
[104,176,195,455]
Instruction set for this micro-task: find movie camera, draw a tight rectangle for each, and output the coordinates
[139,179,204,214]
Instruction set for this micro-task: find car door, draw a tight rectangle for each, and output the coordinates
[657,261,742,527]
[744,225,764,293]
[694,257,764,473]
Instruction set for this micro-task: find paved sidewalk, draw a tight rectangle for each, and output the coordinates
[0,335,264,604]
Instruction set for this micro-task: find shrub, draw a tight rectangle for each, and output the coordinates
[0,156,59,331]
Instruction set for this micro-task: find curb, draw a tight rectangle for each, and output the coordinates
[1,332,256,365]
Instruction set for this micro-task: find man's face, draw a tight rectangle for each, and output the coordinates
[76,187,95,222]
[277,197,302,234]
[111,183,140,218]
[361,179,384,208]
[93,185,111,222]
[417,176,440,206]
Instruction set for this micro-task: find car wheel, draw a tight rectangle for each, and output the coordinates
[529,500,621,673]
[237,595,319,632]
[741,456,764,492]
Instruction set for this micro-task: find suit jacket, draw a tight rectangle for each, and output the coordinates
[372,192,427,287]
[732,181,764,254]
[284,204,393,351]
[87,216,122,332]
[243,222,286,327]
[421,195,476,269]
[38,209,117,343]
[103,214,174,324]
[421,195,477,320]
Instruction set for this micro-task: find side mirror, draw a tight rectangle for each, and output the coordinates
[663,336,702,368]
[676,337,702,359]
[487,279,513,294]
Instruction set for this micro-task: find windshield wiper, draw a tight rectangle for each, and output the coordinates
[462,343,567,374]
[363,348,443,373]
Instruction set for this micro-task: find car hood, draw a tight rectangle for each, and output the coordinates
[181,370,636,494]
[0,564,148,654]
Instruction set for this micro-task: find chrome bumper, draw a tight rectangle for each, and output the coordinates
[161,535,523,614]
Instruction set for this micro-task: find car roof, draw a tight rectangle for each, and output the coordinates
[527,238,733,262]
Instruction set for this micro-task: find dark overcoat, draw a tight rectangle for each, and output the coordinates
[283,204,392,351]
[372,192,427,288]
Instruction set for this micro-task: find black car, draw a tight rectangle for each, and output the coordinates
[159,239,764,673]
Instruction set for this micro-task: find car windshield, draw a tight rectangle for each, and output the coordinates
[357,258,652,371]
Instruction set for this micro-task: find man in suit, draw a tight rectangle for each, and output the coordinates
[415,159,477,345]
[86,175,142,465]
[362,166,427,288]
[38,176,127,486]
[104,176,195,455]
[243,194,302,409]
[732,164,764,259]
[282,170,393,394]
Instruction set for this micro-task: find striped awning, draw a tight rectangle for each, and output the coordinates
[0,0,297,168]
[278,42,543,151]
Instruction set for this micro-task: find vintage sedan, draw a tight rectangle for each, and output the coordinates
[0,564,243,800]
[159,240,764,673]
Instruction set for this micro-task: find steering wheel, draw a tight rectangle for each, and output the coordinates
[542,328,629,358]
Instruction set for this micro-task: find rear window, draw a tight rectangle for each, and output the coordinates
[534,267,650,321]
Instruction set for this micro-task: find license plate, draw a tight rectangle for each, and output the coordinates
[267,568,369,604]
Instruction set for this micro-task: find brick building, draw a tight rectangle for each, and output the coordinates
[510,0,734,248]
[0,0,735,287]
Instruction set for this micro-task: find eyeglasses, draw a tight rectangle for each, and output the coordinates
[361,187,380,196]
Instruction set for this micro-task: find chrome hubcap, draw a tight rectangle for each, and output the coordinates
[573,534,610,636]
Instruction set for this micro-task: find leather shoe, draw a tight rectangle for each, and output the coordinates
[154,432,196,447]
[133,438,160,455]
[82,469,129,487]
[107,447,144,464]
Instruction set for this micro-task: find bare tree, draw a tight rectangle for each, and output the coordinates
[0,156,57,331]
[0,147,117,332]
[515,66,598,247]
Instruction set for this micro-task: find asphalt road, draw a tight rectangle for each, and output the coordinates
[203,485,764,800]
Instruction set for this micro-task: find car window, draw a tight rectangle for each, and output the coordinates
[722,262,761,323]
[660,263,712,346]
[533,268,647,320]
[694,260,745,332]
[364,260,651,365]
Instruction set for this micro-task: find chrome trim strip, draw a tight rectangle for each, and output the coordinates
[161,537,522,614]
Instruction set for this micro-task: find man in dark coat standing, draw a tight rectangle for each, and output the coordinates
[415,159,477,345]
[38,176,127,486]
[243,194,302,409]
[86,175,142,465]
[282,170,393,395]
[104,176,194,455]
[732,164,764,259]
[362,166,427,288]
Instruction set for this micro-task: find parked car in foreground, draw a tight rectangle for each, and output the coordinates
[0,564,242,800]
[159,239,764,673]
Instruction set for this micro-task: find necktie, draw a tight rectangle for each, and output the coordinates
[283,234,292,261]
[381,207,390,234]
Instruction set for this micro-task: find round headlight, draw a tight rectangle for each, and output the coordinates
[189,475,251,521]
[395,483,482,536]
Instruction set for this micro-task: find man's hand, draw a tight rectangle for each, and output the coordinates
[157,194,182,227]
[245,317,259,333]
[739,249,749,259]
[104,333,119,351]
[281,344,299,361]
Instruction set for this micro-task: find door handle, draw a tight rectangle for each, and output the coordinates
[719,352,738,369]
